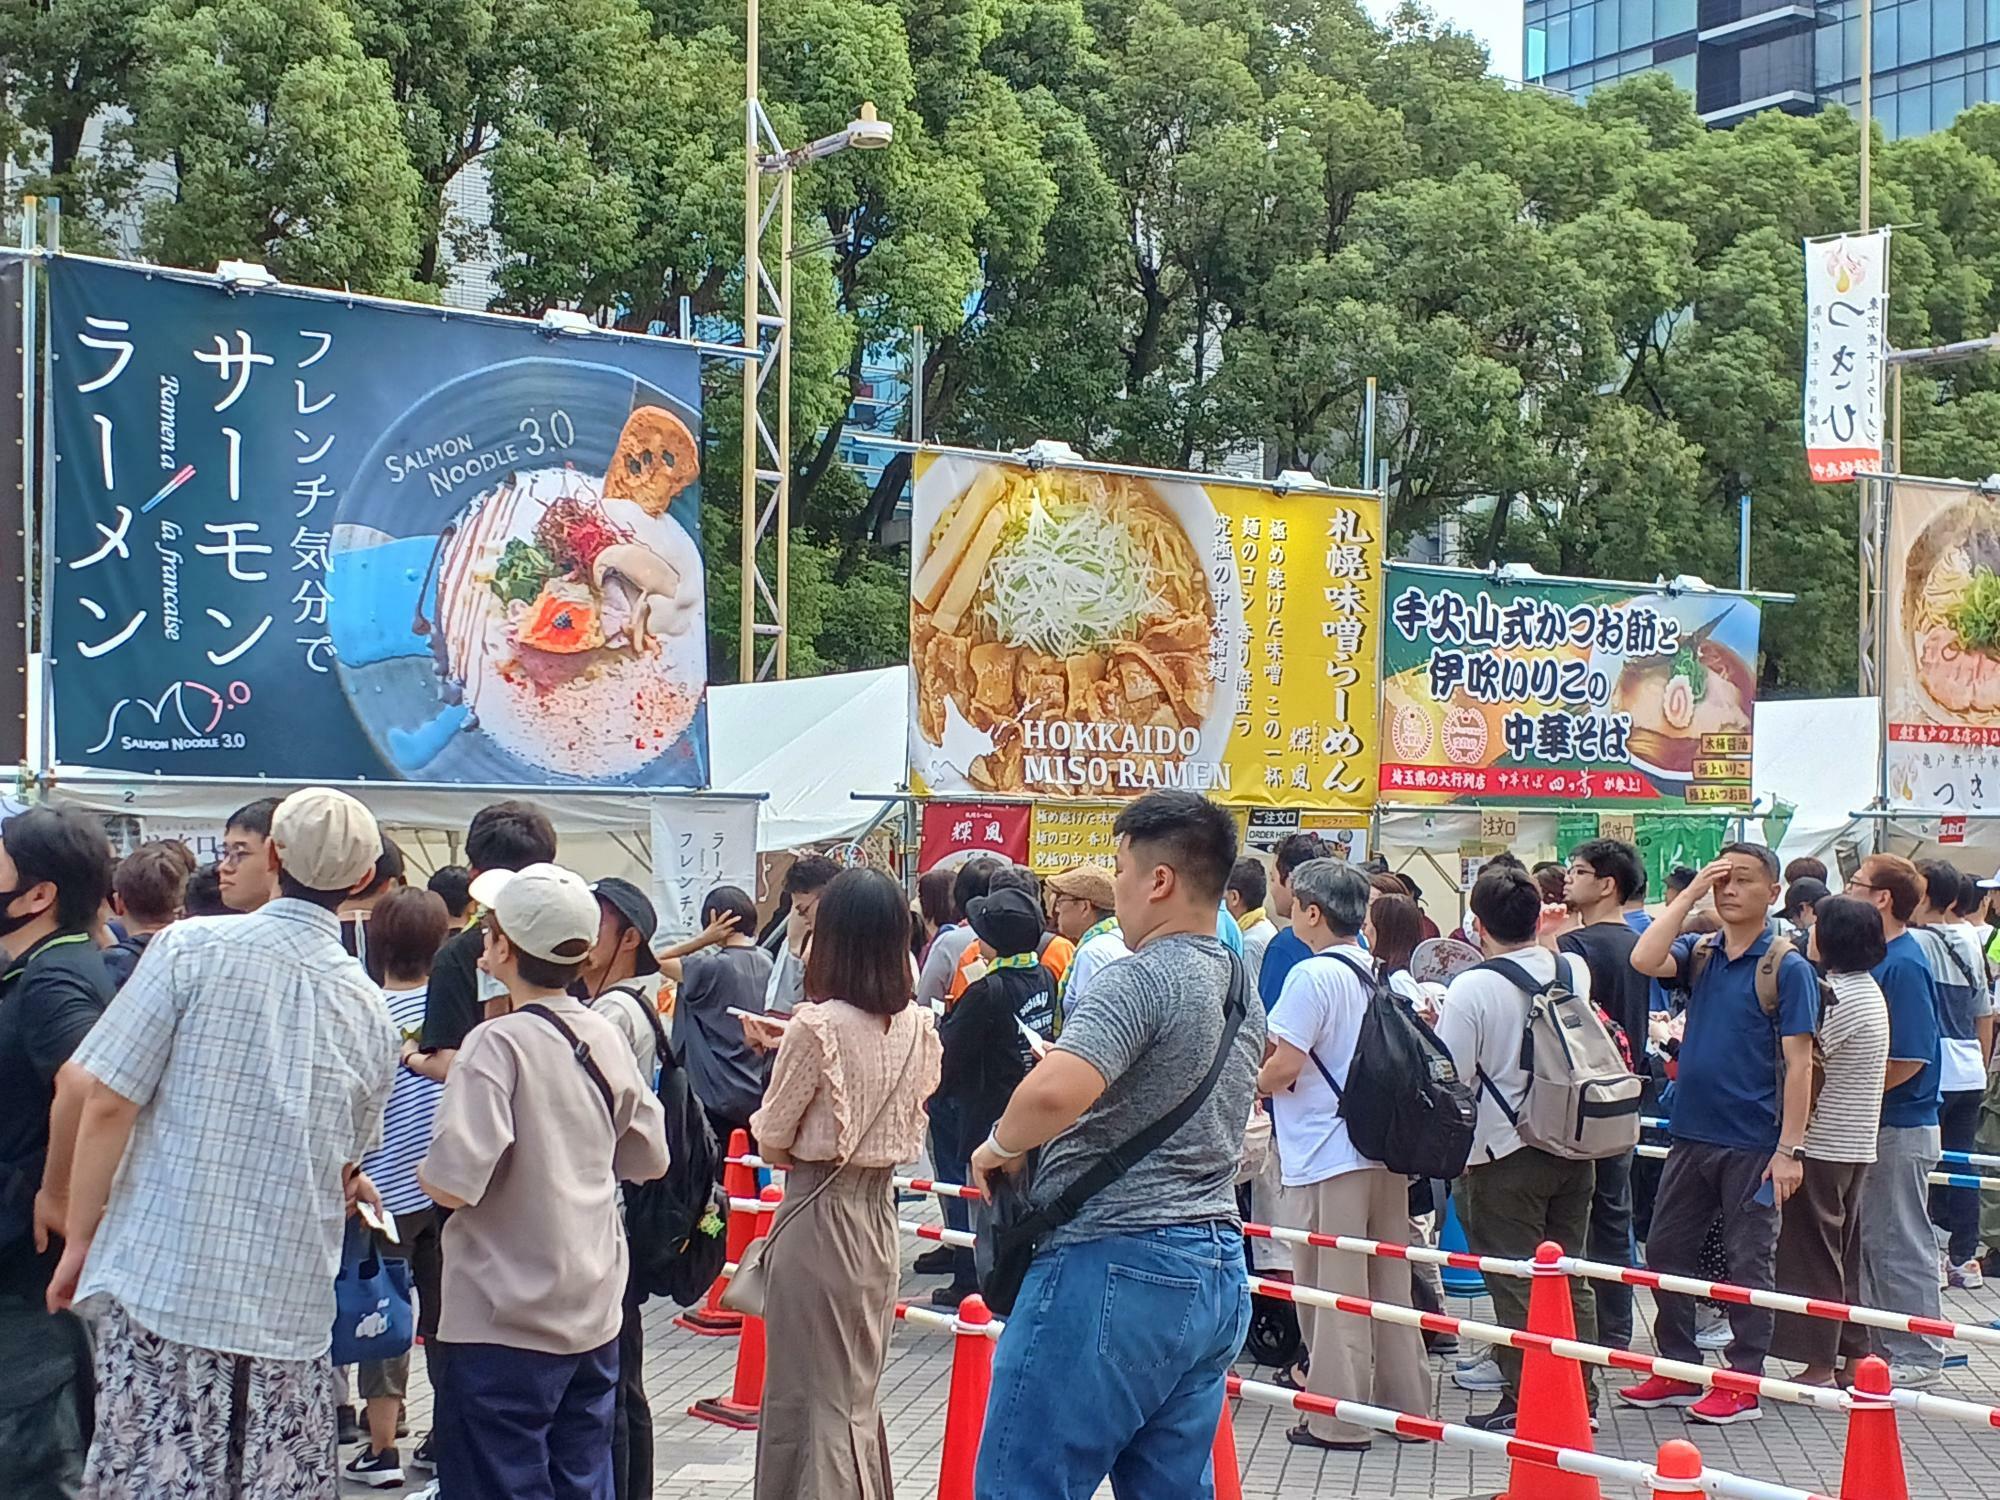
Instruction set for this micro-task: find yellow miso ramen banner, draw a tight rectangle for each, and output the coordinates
[908,449,1381,809]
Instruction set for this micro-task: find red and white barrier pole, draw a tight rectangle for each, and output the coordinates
[677,1128,756,1336]
[688,1185,780,1429]
[937,1295,995,1500]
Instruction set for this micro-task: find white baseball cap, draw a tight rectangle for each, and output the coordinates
[269,787,381,891]
[1979,866,2000,890]
[469,863,599,961]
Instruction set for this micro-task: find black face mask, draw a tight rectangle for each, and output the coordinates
[0,883,44,939]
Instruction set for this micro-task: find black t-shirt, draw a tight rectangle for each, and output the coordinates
[936,967,1043,1158]
[0,931,113,1292]
[419,921,485,1051]
[1558,920,1653,1052]
[672,945,775,1126]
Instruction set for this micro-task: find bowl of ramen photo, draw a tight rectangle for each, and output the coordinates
[1899,497,2000,724]
[1595,595,1758,782]
[328,360,708,786]
[908,457,1241,797]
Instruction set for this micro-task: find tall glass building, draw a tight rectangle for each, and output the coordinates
[1525,0,2000,137]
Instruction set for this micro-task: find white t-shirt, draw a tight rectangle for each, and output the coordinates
[1936,921,1993,1092]
[1267,946,1375,1187]
[1062,927,1132,1010]
[1436,945,1591,1165]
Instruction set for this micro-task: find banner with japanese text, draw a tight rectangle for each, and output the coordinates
[1,255,24,763]
[47,257,708,785]
[1380,566,1761,808]
[1881,478,2000,815]
[1241,808,1369,862]
[648,799,759,941]
[918,800,1032,872]
[908,449,1381,808]
[1803,229,1888,484]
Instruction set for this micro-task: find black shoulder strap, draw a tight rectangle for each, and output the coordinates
[523,1003,617,1120]
[1306,952,1383,1100]
[1933,928,1980,989]
[1032,952,1252,1232]
[1479,955,1552,997]
[604,983,672,1066]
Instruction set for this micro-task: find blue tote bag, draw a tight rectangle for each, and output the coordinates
[330,1221,414,1367]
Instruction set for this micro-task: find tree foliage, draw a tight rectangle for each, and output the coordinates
[13,0,2000,691]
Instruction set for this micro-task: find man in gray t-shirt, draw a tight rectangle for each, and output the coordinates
[970,791,1263,1500]
[1035,932,1261,1245]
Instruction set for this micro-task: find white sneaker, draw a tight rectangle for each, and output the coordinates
[1939,1251,1952,1291]
[1950,1258,1985,1291]
[1694,1308,1731,1351]
[407,1483,441,1500]
[1888,1363,1943,1389]
[1453,1356,1505,1391]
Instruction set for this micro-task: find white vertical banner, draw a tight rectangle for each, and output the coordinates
[1803,228,1889,484]
[648,797,760,941]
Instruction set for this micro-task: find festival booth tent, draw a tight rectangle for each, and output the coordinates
[35,664,912,882]
[1374,695,1887,918]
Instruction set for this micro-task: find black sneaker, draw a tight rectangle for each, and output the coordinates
[344,1445,404,1489]
[912,1246,958,1275]
[337,1403,364,1446]
[1467,1399,1517,1434]
[930,1281,981,1310]
[410,1432,436,1471]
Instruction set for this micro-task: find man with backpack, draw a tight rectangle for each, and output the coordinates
[1619,843,1819,1425]
[1438,864,1632,1433]
[1255,858,1430,1450]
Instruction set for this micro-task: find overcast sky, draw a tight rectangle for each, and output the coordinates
[1368,0,1525,81]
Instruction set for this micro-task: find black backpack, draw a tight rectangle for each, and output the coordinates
[1313,955,1477,1181]
[537,991,730,1307]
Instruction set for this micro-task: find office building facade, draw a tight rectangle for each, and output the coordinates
[1525,0,2000,137]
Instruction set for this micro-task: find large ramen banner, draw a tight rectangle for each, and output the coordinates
[1380,566,1761,808]
[46,257,708,786]
[907,450,1382,809]
[1882,479,2000,815]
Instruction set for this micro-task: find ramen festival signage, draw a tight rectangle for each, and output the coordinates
[1380,566,1762,808]
[45,257,709,786]
[1802,228,1889,485]
[1881,478,2000,816]
[906,448,1383,809]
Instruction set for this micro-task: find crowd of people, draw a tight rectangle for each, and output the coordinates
[5,784,2000,1500]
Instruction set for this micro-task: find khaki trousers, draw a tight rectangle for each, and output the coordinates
[1282,1166,1431,1442]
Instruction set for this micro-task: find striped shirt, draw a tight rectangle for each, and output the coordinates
[1803,971,1891,1164]
[361,985,445,1216]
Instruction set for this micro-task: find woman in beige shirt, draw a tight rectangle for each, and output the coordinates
[743,868,942,1500]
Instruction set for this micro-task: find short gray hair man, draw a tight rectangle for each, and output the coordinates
[1288,858,1371,938]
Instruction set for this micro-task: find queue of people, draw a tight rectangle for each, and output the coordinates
[9,783,2000,1500]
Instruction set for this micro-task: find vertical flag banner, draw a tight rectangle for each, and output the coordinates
[1803,229,1889,484]
[907,449,1381,808]
[47,257,707,785]
[918,800,1032,872]
[1380,566,1761,808]
[648,799,759,941]
[1881,479,2000,814]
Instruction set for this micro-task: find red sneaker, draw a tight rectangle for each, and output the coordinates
[1688,1388,1761,1426]
[1614,1375,1702,1409]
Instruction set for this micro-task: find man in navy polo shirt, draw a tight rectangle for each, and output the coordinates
[1617,842,1819,1426]
[1258,834,1330,1010]
[1846,853,1946,1385]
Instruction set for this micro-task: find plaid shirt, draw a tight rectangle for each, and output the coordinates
[72,900,398,1361]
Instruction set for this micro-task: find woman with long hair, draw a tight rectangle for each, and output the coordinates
[741,869,942,1499]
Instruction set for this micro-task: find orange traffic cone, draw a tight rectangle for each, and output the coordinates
[1650,1438,1703,1499]
[687,1186,780,1429]
[677,1129,755,1336]
[1210,1394,1244,1500]
[1498,1241,1598,1500]
[937,1295,995,1500]
[1839,1357,1910,1500]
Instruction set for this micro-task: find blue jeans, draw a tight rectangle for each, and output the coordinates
[434,1337,618,1500]
[975,1223,1249,1500]
[928,1098,971,1235]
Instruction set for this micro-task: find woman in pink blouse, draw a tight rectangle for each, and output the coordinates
[741,869,942,1499]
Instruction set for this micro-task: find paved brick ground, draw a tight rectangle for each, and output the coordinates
[341,1198,2000,1498]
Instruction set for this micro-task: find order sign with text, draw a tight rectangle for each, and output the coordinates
[906,450,1381,808]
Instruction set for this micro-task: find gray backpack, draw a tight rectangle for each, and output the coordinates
[1476,955,1644,1161]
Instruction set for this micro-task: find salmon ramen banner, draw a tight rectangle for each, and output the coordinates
[1882,479,2000,814]
[46,255,708,787]
[1380,566,1761,808]
[906,449,1382,810]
